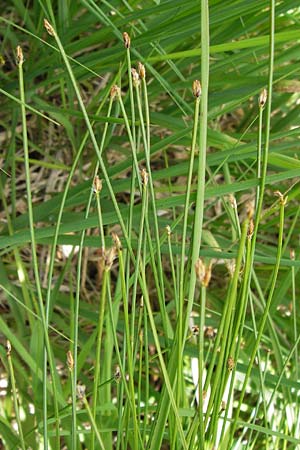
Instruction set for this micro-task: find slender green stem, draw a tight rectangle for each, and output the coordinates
[198,285,206,448]
[134,80,170,342]
[90,268,109,450]
[117,245,140,450]
[6,342,26,450]
[184,0,209,339]
[17,45,60,450]
[204,220,248,435]
[177,90,200,414]
[230,196,286,445]
[81,393,106,450]
[130,172,148,346]
[72,96,113,449]
[227,2,276,444]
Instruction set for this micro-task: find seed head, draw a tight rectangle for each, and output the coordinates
[227,356,235,371]
[123,32,131,49]
[290,248,295,260]
[114,365,121,383]
[110,85,121,100]
[274,190,287,206]
[247,218,254,239]
[138,62,146,79]
[141,168,148,186]
[6,340,11,356]
[228,194,237,210]
[195,258,212,287]
[131,68,140,87]
[44,19,55,36]
[192,325,199,336]
[192,80,201,98]
[226,259,236,278]
[93,175,102,194]
[16,46,24,65]
[67,350,74,371]
[259,88,267,108]
[204,326,217,339]
[111,232,122,250]
[104,247,117,271]
[77,384,86,399]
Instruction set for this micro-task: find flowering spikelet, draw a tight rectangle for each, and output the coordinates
[44,19,55,36]
[16,46,24,65]
[259,88,267,108]
[192,80,201,98]
[123,32,131,49]
[138,62,146,79]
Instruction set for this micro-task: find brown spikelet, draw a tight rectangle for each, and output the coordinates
[131,68,140,87]
[248,218,254,239]
[138,62,146,79]
[93,175,102,194]
[110,85,120,100]
[123,32,131,49]
[111,232,122,250]
[140,168,148,186]
[67,350,74,371]
[16,46,24,65]
[227,356,235,371]
[6,340,11,356]
[192,80,201,98]
[259,88,267,108]
[44,19,55,36]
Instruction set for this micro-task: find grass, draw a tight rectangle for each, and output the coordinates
[0,0,300,449]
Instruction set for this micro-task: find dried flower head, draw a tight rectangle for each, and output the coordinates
[141,168,148,186]
[6,340,11,356]
[204,326,217,339]
[104,247,117,271]
[114,366,121,383]
[131,68,140,87]
[195,258,212,287]
[110,85,121,100]
[44,18,55,36]
[290,248,295,260]
[16,46,24,65]
[93,175,102,194]
[138,62,146,79]
[195,258,205,284]
[192,80,201,98]
[192,325,199,335]
[228,194,237,210]
[247,218,254,239]
[227,356,235,371]
[274,190,287,206]
[111,232,122,250]
[259,88,267,108]
[123,32,131,49]
[166,225,171,236]
[67,350,74,371]
[226,259,236,278]
[77,384,86,399]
